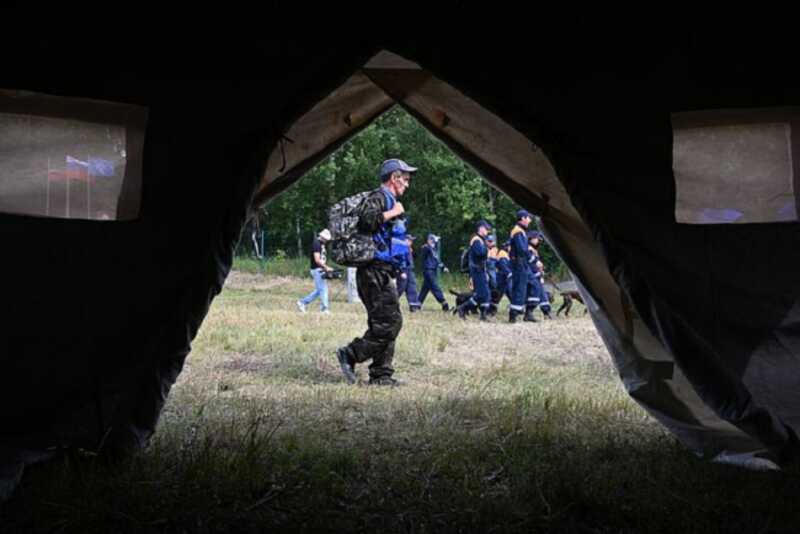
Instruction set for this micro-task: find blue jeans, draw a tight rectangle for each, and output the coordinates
[300,268,329,311]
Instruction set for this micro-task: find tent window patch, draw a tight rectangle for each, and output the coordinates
[672,110,799,224]
[0,90,146,221]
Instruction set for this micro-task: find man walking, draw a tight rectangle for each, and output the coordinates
[297,228,334,314]
[418,234,450,311]
[459,220,492,321]
[335,158,416,386]
[485,234,499,316]
[509,209,533,323]
[396,234,421,312]
[528,230,552,319]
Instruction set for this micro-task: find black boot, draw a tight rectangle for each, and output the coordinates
[479,307,488,321]
[458,304,467,319]
[524,307,537,322]
[509,308,520,323]
[441,302,450,312]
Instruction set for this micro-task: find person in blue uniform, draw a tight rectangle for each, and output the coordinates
[524,230,543,322]
[493,241,513,309]
[509,209,533,323]
[485,234,499,289]
[418,234,450,311]
[396,233,421,312]
[459,219,492,321]
[528,231,552,319]
[485,234,499,315]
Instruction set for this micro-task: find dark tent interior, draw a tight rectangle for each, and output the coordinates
[2,18,800,504]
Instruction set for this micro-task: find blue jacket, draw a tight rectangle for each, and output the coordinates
[400,247,414,272]
[421,243,443,271]
[372,188,408,268]
[497,249,512,278]
[486,246,498,272]
[527,245,540,276]
[509,225,530,265]
[528,245,544,280]
[468,234,488,271]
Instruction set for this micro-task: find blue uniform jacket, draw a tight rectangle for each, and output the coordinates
[421,244,442,271]
[371,188,408,268]
[468,234,488,271]
[527,245,541,278]
[509,225,530,265]
[497,249,512,279]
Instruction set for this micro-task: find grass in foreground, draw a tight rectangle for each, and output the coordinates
[4,272,800,533]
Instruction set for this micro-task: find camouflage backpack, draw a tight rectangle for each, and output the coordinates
[328,189,381,267]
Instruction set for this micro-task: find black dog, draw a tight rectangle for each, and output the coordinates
[449,289,478,315]
[449,288,502,316]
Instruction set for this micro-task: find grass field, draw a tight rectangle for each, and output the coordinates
[4,271,800,533]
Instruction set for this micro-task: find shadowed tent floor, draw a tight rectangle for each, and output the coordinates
[4,272,800,533]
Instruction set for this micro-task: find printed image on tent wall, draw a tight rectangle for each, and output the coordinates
[672,108,800,225]
[0,89,147,221]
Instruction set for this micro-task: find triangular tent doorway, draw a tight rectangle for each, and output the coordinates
[254,50,798,470]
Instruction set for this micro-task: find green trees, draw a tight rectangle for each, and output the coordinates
[245,107,563,276]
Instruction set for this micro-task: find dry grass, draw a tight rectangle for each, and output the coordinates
[5,273,800,533]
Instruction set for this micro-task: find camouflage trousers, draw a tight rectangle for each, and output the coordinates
[344,262,403,379]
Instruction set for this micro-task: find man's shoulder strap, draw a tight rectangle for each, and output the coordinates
[377,187,394,210]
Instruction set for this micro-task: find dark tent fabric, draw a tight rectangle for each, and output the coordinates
[3,23,800,495]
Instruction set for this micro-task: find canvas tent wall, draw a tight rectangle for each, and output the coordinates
[2,26,800,496]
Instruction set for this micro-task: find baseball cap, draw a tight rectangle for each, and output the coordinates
[319,229,332,241]
[516,209,532,220]
[527,230,541,240]
[380,158,418,180]
[486,234,496,242]
[427,233,439,242]
[476,219,492,231]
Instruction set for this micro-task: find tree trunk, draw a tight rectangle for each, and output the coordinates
[488,185,497,222]
[296,216,302,255]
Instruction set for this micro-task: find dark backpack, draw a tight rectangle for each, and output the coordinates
[328,189,380,267]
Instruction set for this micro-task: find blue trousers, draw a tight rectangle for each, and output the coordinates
[496,270,511,301]
[535,275,551,314]
[396,268,421,309]
[469,266,491,309]
[487,264,498,290]
[526,272,542,311]
[418,269,446,306]
[510,261,528,312]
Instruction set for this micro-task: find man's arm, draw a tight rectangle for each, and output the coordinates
[313,252,331,271]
